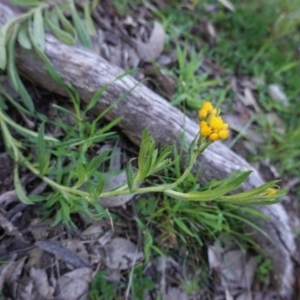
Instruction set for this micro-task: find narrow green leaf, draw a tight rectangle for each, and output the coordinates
[186,134,198,166]
[52,208,64,227]
[92,79,141,124]
[17,21,32,49]
[37,123,47,174]
[7,24,19,91]
[86,84,110,112]
[70,1,92,48]
[15,75,35,112]
[9,0,41,7]
[174,218,196,237]
[73,162,85,188]
[55,4,77,39]
[151,149,158,168]
[166,171,252,202]
[83,2,96,35]
[95,178,104,196]
[14,165,33,204]
[33,7,45,51]
[91,0,100,11]
[37,125,51,175]
[45,12,75,45]
[0,24,9,70]
[86,149,111,175]
[0,85,33,116]
[55,157,63,184]
[95,116,122,134]
[29,29,67,87]
[126,158,135,192]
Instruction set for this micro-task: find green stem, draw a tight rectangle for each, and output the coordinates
[0,109,58,142]
[99,151,199,198]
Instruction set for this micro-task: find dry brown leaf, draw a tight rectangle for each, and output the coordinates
[265,112,286,135]
[58,267,93,300]
[36,240,91,269]
[26,247,44,269]
[62,239,89,266]
[81,224,104,240]
[104,237,144,270]
[0,212,24,240]
[30,268,55,299]
[268,84,289,107]
[208,244,222,270]
[243,88,259,112]
[236,291,252,300]
[136,21,165,62]
[163,287,189,300]
[0,190,18,207]
[29,218,51,241]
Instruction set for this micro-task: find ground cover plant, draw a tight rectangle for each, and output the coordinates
[0,0,299,299]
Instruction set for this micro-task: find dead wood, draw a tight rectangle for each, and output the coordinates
[0,3,297,297]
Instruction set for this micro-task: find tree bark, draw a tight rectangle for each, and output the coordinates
[0,3,297,297]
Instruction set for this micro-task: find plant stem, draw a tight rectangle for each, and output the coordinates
[99,151,199,198]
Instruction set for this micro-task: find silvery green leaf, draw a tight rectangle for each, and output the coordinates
[70,1,91,48]
[83,2,96,36]
[17,21,32,50]
[45,11,75,45]
[126,159,135,192]
[55,4,77,39]
[14,165,33,204]
[33,7,45,51]
[0,24,9,70]
[7,24,19,91]
[9,0,41,7]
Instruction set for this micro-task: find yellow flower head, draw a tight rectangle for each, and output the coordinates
[202,101,213,113]
[210,116,224,130]
[198,101,229,144]
[199,108,208,119]
[200,125,212,137]
[209,133,219,141]
[218,129,229,140]
[266,188,277,197]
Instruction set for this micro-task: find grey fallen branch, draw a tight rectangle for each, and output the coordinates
[0,3,297,297]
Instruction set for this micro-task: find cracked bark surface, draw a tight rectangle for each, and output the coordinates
[0,3,297,297]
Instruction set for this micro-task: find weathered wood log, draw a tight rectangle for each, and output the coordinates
[0,3,297,297]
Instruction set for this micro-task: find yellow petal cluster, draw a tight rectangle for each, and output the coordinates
[266,188,277,197]
[198,101,229,142]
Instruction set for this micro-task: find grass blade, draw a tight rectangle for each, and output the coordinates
[70,1,91,48]
[14,164,33,204]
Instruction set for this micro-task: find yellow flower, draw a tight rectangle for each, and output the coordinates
[218,129,229,140]
[200,125,212,137]
[266,188,277,196]
[202,101,213,113]
[210,116,224,130]
[198,101,230,144]
[209,133,219,141]
[199,108,208,119]
[222,122,228,130]
[210,108,217,117]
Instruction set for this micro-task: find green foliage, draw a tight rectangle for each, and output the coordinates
[0,0,294,297]
[88,267,154,300]
[255,255,273,285]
